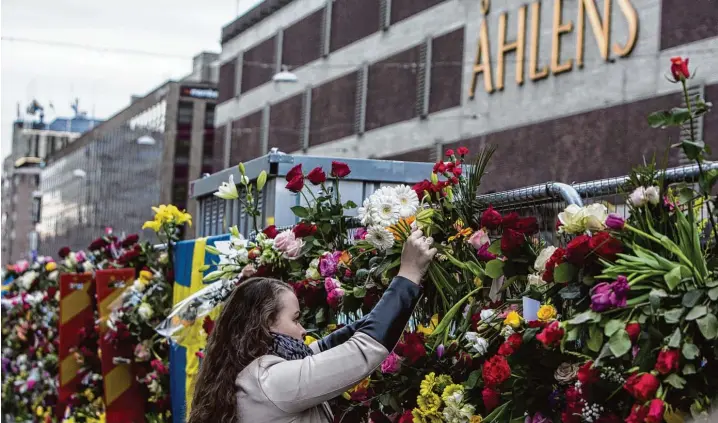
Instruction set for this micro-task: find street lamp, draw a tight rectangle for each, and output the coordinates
[136,135,156,145]
[72,169,87,178]
[272,65,298,84]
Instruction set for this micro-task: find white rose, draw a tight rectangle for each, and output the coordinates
[557,205,585,234]
[534,246,557,273]
[137,303,154,321]
[480,309,496,322]
[305,267,321,280]
[582,203,608,232]
[629,187,647,207]
[645,186,660,205]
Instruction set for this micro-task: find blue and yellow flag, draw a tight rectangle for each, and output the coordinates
[2,275,14,297]
[169,234,230,423]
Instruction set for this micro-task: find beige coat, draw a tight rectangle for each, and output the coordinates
[235,332,388,422]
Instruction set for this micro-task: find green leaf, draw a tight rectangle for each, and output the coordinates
[664,374,687,389]
[686,305,707,321]
[569,310,601,325]
[664,266,682,291]
[588,325,603,353]
[647,107,691,128]
[604,320,625,337]
[205,245,221,256]
[608,329,631,357]
[485,259,505,279]
[352,286,367,298]
[315,308,326,324]
[553,263,577,284]
[708,286,718,301]
[682,364,697,375]
[523,327,540,344]
[664,308,684,324]
[291,206,310,218]
[682,290,704,308]
[488,240,502,254]
[649,289,668,308]
[682,342,700,360]
[667,328,682,348]
[463,370,481,389]
[343,200,358,209]
[681,139,706,161]
[696,314,718,340]
[706,280,718,288]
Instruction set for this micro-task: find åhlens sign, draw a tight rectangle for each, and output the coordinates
[469,0,639,98]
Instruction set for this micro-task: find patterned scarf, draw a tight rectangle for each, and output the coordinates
[269,332,314,361]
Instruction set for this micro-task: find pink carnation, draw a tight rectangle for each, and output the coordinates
[380,352,402,374]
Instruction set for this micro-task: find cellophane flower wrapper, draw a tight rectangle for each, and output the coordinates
[154,278,238,343]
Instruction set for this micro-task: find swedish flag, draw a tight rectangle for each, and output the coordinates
[170,234,230,423]
[1,276,14,297]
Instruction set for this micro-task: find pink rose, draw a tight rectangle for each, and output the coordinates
[274,230,296,251]
[324,277,341,292]
[468,229,490,250]
[327,288,344,309]
[283,239,305,259]
[26,380,36,390]
[380,352,402,374]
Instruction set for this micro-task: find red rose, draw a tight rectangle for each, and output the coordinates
[455,351,473,368]
[536,321,564,348]
[623,373,660,402]
[202,316,215,336]
[670,57,690,81]
[542,248,565,283]
[452,166,462,177]
[58,246,71,258]
[88,237,108,251]
[285,175,305,193]
[481,205,502,229]
[470,313,482,330]
[508,216,539,235]
[625,322,641,343]
[577,361,600,385]
[395,332,426,364]
[285,164,303,182]
[501,229,525,255]
[293,222,317,238]
[307,166,327,185]
[482,355,511,387]
[433,161,447,174]
[528,320,546,329]
[330,161,351,178]
[625,404,649,423]
[121,234,139,247]
[151,359,169,375]
[457,146,469,156]
[646,399,665,423]
[498,333,522,356]
[501,212,519,229]
[482,387,501,412]
[655,348,680,375]
[262,225,279,239]
[398,410,414,423]
[445,149,455,157]
[589,232,622,261]
[565,235,592,265]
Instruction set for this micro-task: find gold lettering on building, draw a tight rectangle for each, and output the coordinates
[529,1,549,81]
[468,0,640,98]
[577,0,612,68]
[497,6,527,90]
[551,0,573,75]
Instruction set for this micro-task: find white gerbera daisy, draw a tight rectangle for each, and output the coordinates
[394,185,420,218]
[370,195,400,226]
[365,226,395,251]
[357,198,373,226]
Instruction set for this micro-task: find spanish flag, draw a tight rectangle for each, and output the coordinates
[169,234,230,423]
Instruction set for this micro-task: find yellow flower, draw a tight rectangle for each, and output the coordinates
[412,409,443,423]
[304,335,317,346]
[326,324,337,332]
[36,406,44,417]
[420,372,437,396]
[84,388,95,401]
[448,228,473,243]
[537,304,557,322]
[139,270,153,281]
[417,392,442,414]
[470,415,484,423]
[342,377,371,400]
[441,384,465,402]
[504,311,522,329]
[142,219,162,232]
[417,314,439,336]
[473,277,483,288]
[436,374,453,390]
[45,262,57,272]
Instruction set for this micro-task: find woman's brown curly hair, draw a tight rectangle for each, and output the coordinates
[187,277,291,423]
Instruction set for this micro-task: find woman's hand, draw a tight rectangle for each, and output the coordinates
[397,228,437,285]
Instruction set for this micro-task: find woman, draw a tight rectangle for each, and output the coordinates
[189,228,436,423]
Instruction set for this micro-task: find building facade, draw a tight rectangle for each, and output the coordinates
[38,53,220,256]
[2,115,101,264]
[214,0,718,192]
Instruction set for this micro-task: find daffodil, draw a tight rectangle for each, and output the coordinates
[304,335,317,346]
[215,174,240,200]
[417,314,439,336]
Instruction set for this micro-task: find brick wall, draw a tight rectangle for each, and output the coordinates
[390,0,446,25]
[242,37,276,94]
[330,0,380,52]
[230,110,264,164]
[282,8,323,68]
[429,27,464,114]
[661,0,718,50]
[366,46,421,131]
[269,94,304,153]
[309,72,357,147]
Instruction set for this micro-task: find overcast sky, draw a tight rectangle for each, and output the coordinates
[1,0,261,159]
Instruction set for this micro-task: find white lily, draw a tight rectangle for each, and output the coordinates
[215,174,240,200]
